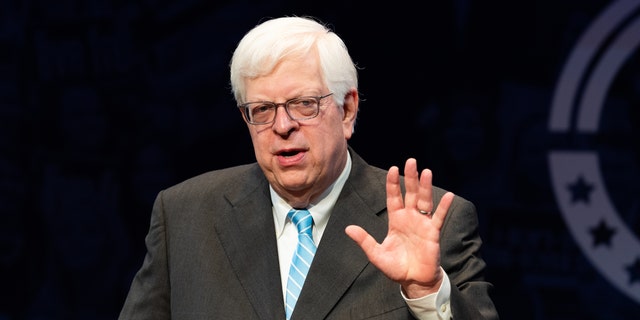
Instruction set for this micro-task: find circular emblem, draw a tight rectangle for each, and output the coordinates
[548,0,640,302]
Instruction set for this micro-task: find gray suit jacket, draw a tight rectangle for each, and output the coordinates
[119,148,498,319]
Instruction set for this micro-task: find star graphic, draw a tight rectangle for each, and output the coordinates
[567,175,595,204]
[625,257,640,284]
[589,219,616,248]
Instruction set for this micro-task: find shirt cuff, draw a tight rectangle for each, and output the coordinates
[401,268,452,320]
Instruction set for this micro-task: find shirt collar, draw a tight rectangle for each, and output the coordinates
[272,151,352,238]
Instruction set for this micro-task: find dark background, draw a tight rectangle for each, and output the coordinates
[2,0,640,319]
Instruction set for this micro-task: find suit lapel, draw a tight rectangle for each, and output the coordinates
[213,166,286,320]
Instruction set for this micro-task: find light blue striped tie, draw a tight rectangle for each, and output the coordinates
[285,209,316,320]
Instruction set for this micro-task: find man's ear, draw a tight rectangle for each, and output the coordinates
[342,88,359,137]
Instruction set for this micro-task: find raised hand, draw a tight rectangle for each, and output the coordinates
[345,158,455,298]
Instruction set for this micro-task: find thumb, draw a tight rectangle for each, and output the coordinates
[345,225,378,254]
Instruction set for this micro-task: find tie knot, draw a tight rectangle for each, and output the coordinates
[287,209,313,235]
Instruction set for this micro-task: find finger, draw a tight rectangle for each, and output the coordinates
[386,166,404,212]
[416,168,433,214]
[403,158,419,210]
[431,192,455,228]
[345,225,379,254]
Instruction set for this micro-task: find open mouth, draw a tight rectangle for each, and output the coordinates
[280,150,300,157]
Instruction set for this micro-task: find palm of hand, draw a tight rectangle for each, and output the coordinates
[345,158,454,294]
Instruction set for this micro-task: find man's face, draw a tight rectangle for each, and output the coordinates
[242,52,357,208]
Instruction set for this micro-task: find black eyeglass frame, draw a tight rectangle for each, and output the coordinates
[238,93,334,125]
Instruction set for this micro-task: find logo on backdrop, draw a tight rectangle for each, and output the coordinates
[548,0,640,303]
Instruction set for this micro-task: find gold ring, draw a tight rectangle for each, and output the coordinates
[418,210,431,215]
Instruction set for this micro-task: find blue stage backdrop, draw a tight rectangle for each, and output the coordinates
[1,0,639,319]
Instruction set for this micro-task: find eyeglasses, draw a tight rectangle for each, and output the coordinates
[239,93,334,125]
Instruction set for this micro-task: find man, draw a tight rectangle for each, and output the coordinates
[119,16,498,320]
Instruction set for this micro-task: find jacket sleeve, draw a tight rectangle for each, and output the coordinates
[439,195,499,320]
[119,190,171,320]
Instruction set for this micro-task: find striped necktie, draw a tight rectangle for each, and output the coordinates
[285,209,316,320]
